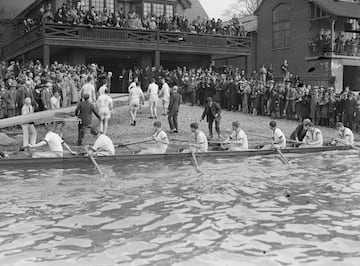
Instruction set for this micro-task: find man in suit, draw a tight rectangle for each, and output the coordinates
[168,86,181,133]
[201,97,222,139]
[75,93,100,146]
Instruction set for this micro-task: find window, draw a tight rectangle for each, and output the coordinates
[165,4,174,17]
[272,4,291,49]
[82,0,115,13]
[153,3,164,16]
[144,2,151,17]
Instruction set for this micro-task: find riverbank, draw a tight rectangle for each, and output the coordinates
[1,102,358,154]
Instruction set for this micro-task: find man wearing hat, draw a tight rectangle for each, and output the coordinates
[41,82,53,110]
[4,79,17,118]
[168,85,181,133]
[75,93,100,146]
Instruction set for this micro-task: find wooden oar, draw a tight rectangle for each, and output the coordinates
[190,149,202,173]
[335,139,360,151]
[248,132,272,140]
[116,138,153,147]
[85,147,105,178]
[271,144,290,165]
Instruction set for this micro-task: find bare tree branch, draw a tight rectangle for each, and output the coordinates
[222,0,262,18]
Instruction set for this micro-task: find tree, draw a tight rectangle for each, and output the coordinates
[223,0,262,18]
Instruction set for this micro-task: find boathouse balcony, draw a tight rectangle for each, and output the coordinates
[0,23,251,66]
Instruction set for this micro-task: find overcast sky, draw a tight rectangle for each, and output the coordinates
[199,0,240,19]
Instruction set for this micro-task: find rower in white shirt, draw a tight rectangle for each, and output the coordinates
[159,77,170,116]
[300,120,323,148]
[147,78,159,119]
[222,121,248,151]
[190,122,208,153]
[88,127,115,156]
[139,121,169,154]
[262,121,286,150]
[331,122,354,146]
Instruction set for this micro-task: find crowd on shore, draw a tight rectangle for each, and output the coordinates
[1,60,360,133]
[24,3,246,37]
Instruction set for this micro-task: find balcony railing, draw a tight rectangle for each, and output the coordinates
[1,23,251,59]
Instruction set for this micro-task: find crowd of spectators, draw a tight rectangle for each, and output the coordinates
[1,60,359,132]
[122,64,360,132]
[0,60,111,120]
[24,3,247,37]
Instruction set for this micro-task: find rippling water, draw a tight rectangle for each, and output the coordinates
[1,151,360,266]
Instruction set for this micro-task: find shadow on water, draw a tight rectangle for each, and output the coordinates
[0,150,360,265]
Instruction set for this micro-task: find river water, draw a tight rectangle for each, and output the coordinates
[0,151,360,266]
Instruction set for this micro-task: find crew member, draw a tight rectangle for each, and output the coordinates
[290,118,310,142]
[128,82,145,126]
[189,122,208,153]
[262,121,286,150]
[222,121,248,151]
[88,127,115,156]
[159,77,171,116]
[301,120,323,147]
[29,123,76,158]
[331,122,354,146]
[147,78,159,119]
[96,89,113,134]
[201,97,221,139]
[21,97,37,149]
[139,121,169,155]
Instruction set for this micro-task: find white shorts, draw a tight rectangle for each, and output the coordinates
[99,107,111,120]
[129,100,140,111]
[149,96,158,106]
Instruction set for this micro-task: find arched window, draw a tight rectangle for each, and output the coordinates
[272,4,291,49]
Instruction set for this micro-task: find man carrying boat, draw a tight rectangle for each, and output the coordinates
[28,123,76,158]
[88,127,115,156]
[330,122,354,146]
[262,121,286,150]
[187,122,208,153]
[290,118,310,143]
[222,121,248,151]
[300,121,323,147]
[139,121,169,155]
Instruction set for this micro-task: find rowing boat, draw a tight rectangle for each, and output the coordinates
[0,145,355,169]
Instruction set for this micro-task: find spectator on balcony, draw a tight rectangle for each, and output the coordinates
[84,6,97,26]
[54,4,66,23]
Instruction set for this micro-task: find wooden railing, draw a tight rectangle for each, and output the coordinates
[1,23,251,59]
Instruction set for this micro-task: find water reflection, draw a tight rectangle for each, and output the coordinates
[0,151,360,265]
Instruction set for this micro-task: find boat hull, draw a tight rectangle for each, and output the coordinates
[0,145,353,169]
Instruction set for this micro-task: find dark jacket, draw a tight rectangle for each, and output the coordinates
[290,124,307,141]
[201,102,221,122]
[75,100,100,126]
[168,91,181,114]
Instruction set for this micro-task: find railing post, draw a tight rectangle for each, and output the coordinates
[330,16,336,56]
[43,45,50,67]
[155,29,160,67]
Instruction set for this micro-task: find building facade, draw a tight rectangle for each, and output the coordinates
[0,0,250,92]
[254,0,360,92]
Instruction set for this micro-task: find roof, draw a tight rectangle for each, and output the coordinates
[184,0,208,20]
[311,0,360,19]
[0,0,37,20]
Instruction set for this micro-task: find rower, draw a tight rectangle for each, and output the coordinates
[88,127,115,156]
[139,121,169,154]
[0,151,8,159]
[190,122,208,153]
[28,123,76,158]
[290,118,310,143]
[262,121,286,150]
[331,122,354,146]
[222,121,248,151]
[300,121,323,147]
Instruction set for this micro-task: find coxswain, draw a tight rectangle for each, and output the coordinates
[262,121,286,150]
[187,122,208,153]
[88,127,115,156]
[222,121,248,151]
[128,82,145,126]
[28,123,76,158]
[331,122,354,146]
[290,118,310,143]
[139,121,169,154]
[300,120,323,147]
